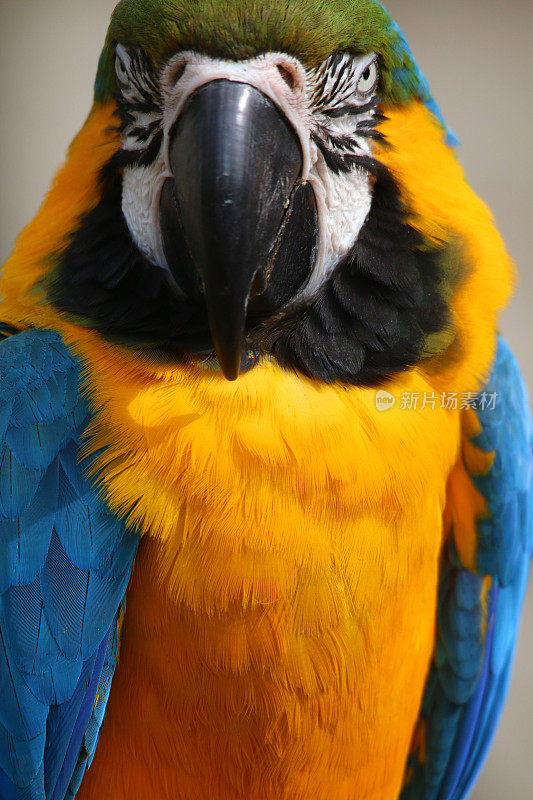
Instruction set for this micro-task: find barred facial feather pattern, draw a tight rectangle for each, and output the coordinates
[112,48,164,169]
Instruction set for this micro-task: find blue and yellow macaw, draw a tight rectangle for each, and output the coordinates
[0,1,531,799]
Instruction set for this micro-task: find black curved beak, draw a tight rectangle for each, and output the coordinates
[160,80,317,380]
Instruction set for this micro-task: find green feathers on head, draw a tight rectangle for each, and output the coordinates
[94,0,432,109]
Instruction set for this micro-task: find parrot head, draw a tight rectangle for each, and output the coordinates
[6,0,502,386]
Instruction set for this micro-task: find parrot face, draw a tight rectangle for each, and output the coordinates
[48,0,457,385]
[115,45,380,378]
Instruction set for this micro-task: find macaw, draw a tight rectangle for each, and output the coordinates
[0,1,531,799]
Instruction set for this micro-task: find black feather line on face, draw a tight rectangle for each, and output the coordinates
[47,158,455,386]
[315,124,360,151]
[311,132,361,175]
[311,97,387,175]
[323,97,380,119]
[108,130,164,169]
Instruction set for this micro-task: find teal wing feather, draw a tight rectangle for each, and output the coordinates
[402,337,533,799]
[0,328,139,800]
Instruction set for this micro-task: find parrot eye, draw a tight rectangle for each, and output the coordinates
[356,61,378,96]
[115,53,130,86]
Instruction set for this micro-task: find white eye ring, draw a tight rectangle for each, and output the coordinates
[115,53,129,85]
[356,61,378,96]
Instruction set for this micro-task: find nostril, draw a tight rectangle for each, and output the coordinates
[171,61,187,84]
[276,64,298,90]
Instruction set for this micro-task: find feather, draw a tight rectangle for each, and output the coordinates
[54,469,126,571]
[0,626,48,741]
[0,462,58,593]
[6,419,68,472]
[0,447,42,521]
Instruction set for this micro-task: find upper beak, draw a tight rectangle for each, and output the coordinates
[159,79,313,380]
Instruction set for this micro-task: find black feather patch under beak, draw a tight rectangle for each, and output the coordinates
[159,79,318,380]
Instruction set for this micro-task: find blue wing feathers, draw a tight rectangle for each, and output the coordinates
[47,630,110,800]
[62,605,124,800]
[0,329,139,800]
[0,463,59,594]
[44,655,100,800]
[6,417,69,471]
[402,337,533,800]
[0,447,44,520]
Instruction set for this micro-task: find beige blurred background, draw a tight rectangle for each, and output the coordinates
[0,1,531,797]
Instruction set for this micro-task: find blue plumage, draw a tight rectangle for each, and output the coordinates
[0,329,139,800]
[402,338,533,800]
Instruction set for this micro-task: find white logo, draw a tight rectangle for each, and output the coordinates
[375,390,396,412]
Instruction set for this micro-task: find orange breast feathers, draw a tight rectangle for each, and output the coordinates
[0,102,513,799]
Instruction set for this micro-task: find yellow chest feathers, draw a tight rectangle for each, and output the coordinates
[77,341,460,609]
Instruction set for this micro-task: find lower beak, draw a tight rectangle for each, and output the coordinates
[159,79,317,380]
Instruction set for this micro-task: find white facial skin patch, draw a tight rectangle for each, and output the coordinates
[116,48,380,305]
[121,154,167,267]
